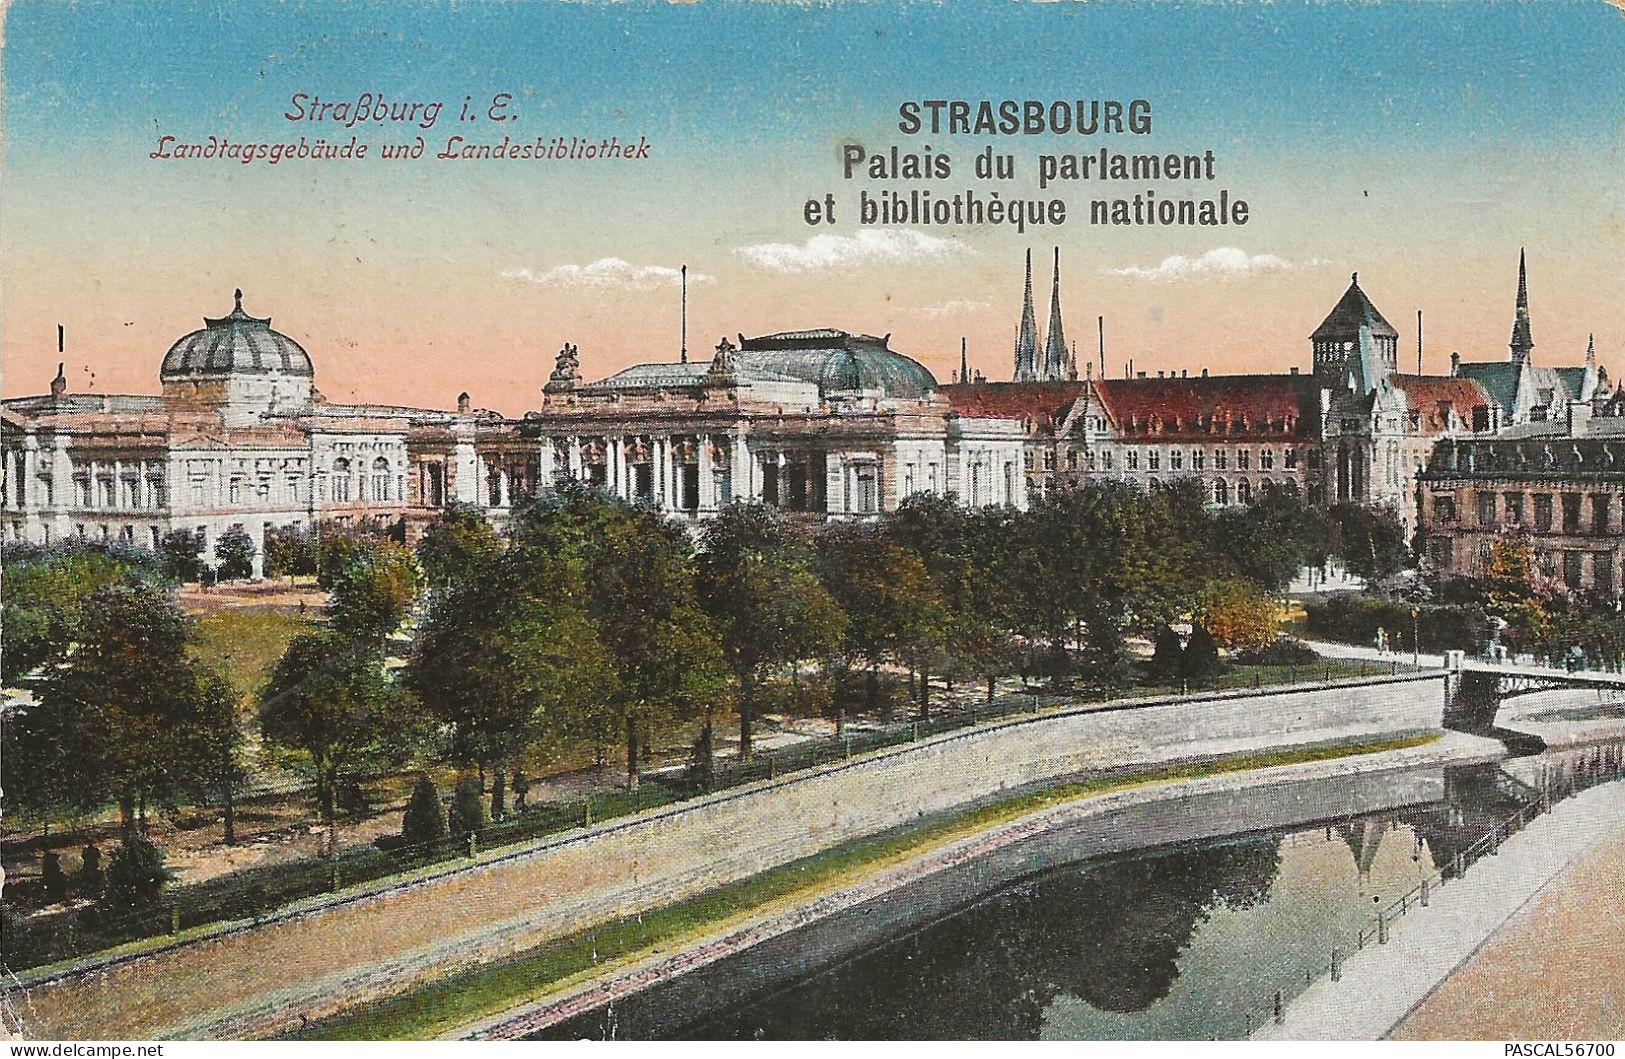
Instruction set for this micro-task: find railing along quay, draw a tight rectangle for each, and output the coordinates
[1232,741,1625,1039]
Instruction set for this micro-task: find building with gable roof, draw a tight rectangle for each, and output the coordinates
[944,249,1613,544]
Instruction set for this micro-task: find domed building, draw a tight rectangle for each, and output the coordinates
[2,294,1028,579]
[533,327,1025,517]
[0,291,507,577]
[159,290,316,425]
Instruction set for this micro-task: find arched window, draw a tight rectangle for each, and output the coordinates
[1213,478,1229,505]
[371,457,391,502]
[332,458,352,502]
[1237,478,1253,505]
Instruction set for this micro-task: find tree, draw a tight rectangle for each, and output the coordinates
[1181,624,1224,685]
[264,524,319,580]
[28,581,235,834]
[214,525,256,581]
[408,539,616,815]
[325,539,422,645]
[697,503,846,760]
[1,546,155,682]
[1196,578,1284,651]
[818,526,938,726]
[509,485,729,789]
[415,502,502,591]
[179,669,246,844]
[101,834,169,914]
[1149,626,1186,685]
[259,631,418,855]
[1210,489,1334,593]
[400,774,449,848]
[158,528,207,584]
[448,773,486,839]
[1330,503,1409,583]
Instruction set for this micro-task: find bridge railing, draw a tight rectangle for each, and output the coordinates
[1231,741,1625,1040]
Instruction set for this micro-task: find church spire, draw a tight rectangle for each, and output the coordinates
[1509,248,1534,365]
[1042,247,1068,380]
[1013,249,1038,381]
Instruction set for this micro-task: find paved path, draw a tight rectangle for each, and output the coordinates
[1254,778,1625,1040]
[1307,638,1625,688]
[1389,814,1625,1040]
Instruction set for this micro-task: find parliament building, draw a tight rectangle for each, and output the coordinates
[0,294,1026,577]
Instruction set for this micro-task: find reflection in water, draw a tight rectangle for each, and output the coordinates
[541,756,1619,1041]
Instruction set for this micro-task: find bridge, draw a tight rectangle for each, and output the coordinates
[1304,639,1625,746]
[1455,657,1625,695]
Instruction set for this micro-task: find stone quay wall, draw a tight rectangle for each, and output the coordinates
[8,672,1446,1040]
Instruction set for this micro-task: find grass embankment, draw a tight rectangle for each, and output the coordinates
[299,732,1438,1041]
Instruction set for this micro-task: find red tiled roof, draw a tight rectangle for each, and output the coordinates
[1389,375,1491,433]
[942,381,1084,428]
[1091,374,1321,439]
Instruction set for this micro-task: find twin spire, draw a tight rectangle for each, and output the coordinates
[1013,247,1069,382]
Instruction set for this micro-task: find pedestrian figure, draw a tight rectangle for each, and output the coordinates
[1375,626,1387,656]
[512,769,530,811]
[41,851,67,904]
[80,843,104,897]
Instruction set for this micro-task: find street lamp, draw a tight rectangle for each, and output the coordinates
[1412,607,1420,666]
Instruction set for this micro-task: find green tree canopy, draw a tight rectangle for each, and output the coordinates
[697,503,846,760]
[259,630,419,853]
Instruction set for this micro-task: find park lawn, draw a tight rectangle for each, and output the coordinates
[299,732,1439,1041]
[188,608,318,706]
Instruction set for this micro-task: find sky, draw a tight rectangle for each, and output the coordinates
[2,0,1622,414]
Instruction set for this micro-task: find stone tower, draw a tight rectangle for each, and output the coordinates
[1311,272,1399,394]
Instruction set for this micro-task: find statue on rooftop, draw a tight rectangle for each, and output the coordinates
[544,342,580,394]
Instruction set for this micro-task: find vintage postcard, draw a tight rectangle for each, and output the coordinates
[2,0,1623,1046]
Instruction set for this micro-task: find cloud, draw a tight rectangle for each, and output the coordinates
[502,259,712,290]
[1104,247,1312,281]
[735,228,973,273]
[907,298,989,318]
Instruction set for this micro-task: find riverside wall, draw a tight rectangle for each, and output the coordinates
[6,672,1447,1040]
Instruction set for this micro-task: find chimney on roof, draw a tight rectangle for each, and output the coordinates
[1202,368,1209,377]
[50,361,68,398]
[1137,371,1147,379]
[1157,370,1165,378]
[457,391,471,414]
[1450,351,1461,375]
[1290,366,1299,375]
[1181,369,1188,378]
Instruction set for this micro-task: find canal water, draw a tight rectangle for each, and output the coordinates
[538,741,1622,1041]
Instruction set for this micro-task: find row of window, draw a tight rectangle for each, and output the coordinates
[1035,447,1310,474]
[1448,538,1619,595]
[1434,491,1617,536]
